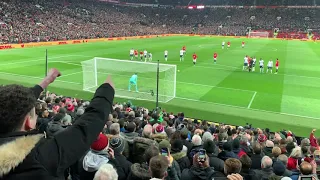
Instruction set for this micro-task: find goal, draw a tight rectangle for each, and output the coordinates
[248,31,270,38]
[81,57,177,103]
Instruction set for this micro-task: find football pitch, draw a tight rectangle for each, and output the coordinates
[1,36,320,136]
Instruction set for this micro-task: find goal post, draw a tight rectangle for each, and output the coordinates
[248,31,270,38]
[81,57,177,103]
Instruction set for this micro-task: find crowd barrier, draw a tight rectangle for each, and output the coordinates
[0,34,318,50]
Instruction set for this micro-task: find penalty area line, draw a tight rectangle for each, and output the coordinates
[247,91,257,109]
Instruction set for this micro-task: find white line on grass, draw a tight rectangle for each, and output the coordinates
[247,92,257,109]
[2,71,320,121]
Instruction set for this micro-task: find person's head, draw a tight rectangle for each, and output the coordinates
[126,122,136,133]
[0,85,39,133]
[261,156,273,169]
[253,142,262,154]
[192,134,202,146]
[203,140,216,154]
[272,147,282,158]
[171,139,183,153]
[91,133,109,153]
[93,164,118,180]
[143,124,153,138]
[202,131,213,143]
[299,161,313,175]
[144,145,160,164]
[41,110,49,118]
[277,154,288,165]
[192,152,209,168]
[149,155,169,179]
[239,154,252,170]
[224,158,242,175]
[109,123,120,135]
[159,140,171,155]
[290,147,302,158]
[273,161,286,176]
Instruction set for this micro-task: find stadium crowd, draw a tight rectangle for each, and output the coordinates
[1,68,320,180]
[1,0,320,43]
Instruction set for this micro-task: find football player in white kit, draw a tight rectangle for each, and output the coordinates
[243,56,248,71]
[164,50,168,61]
[129,48,134,60]
[259,58,264,73]
[148,52,152,62]
[266,60,273,73]
[179,49,184,62]
[143,50,148,62]
[252,56,256,72]
[222,41,225,49]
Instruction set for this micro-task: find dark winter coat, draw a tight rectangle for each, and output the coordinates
[0,84,114,180]
[127,163,150,180]
[251,154,263,169]
[114,153,132,180]
[218,150,239,161]
[120,131,139,158]
[263,147,273,157]
[182,139,193,155]
[46,121,66,137]
[181,166,226,180]
[131,137,158,164]
[207,153,225,173]
[171,152,191,171]
[252,167,275,180]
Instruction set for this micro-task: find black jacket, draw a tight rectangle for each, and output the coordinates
[181,166,226,180]
[207,153,225,173]
[182,139,193,155]
[0,84,114,180]
[252,167,275,180]
[127,163,151,180]
[114,153,132,180]
[251,154,263,170]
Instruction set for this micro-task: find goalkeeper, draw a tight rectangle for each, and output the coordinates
[128,73,138,92]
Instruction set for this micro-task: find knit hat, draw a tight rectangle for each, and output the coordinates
[159,139,171,150]
[286,142,295,154]
[67,103,75,112]
[203,140,216,154]
[91,134,109,151]
[192,134,202,146]
[232,138,240,149]
[258,134,267,143]
[52,105,60,112]
[266,140,274,148]
[110,137,125,154]
[155,124,165,134]
[273,161,286,176]
[171,139,183,153]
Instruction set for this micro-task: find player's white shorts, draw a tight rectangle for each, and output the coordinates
[214,58,217,61]
[242,44,244,47]
[228,45,230,47]
[276,66,279,69]
[193,59,197,62]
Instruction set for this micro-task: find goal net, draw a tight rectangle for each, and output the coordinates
[81,57,177,103]
[248,31,270,38]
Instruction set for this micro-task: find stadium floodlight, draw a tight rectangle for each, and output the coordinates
[81,57,177,103]
[248,31,270,38]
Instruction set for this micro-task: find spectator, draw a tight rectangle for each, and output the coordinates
[224,158,242,176]
[142,124,153,138]
[158,139,181,179]
[264,140,274,157]
[0,69,115,179]
[239,134,252,157]
[149,155,170,180]
[310,129,318,148]
[203,140,224,173]
[93,164,118,180]
[287,147,302,171]
[269,161,286,180]
[120,121,139,158]
[218,141,238,161]
[189,134,203,160]
[46,113,66,137]
[127,145,159,180]
[277,154,293,177]
[109,137,132,180]
[251,143,263,170]
[152,124,169,143]
[253,156,275,179]
[272,147,282,162]
[109,123,120,136]
[181,152,225,179]
[180,128,193,155]
[298,161,317,179]
[239,154,254,180]
[170,139,190,171]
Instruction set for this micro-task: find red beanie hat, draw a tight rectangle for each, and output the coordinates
[91,133,109,151]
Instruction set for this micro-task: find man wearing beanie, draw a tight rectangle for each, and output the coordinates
[203,140,224,173]
[0,70,115,179]
[158,140,181,180]
[80,133,124,180]
[218,141,238,161]
[152,124,169,143]
[110,137,132,179]
[46,113,66,138]
[170,139,190,171]
[268,161,286,180]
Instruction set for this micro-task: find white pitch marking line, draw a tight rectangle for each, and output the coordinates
[247,91,257,109]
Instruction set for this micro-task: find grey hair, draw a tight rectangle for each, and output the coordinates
[93,164,118,180]
[290,147,302,158]
[261,156,273,169]
[109,123,120,135]
[277,154,288,165]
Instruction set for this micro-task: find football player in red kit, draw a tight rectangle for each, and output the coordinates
[192,53,197,65]
[213,52,218,64]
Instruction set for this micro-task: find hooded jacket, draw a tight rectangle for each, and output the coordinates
[181,166,225,180]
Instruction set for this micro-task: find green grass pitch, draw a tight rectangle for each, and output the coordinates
[1,36,320,136]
